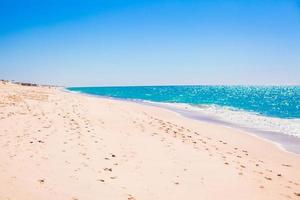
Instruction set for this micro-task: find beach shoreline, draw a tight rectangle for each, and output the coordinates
[66,88,300,155]
[1,83,299,200]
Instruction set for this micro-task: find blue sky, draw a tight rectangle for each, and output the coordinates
[0,0,299,86]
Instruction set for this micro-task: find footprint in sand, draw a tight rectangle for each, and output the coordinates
[104,168,112,172]
[127,195,136,200]
[38,179,45,184]
[282,164,291,167]
[294,193,300,197]
[264,177,272,181]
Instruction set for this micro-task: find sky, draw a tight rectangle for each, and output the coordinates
[0,0,299,86]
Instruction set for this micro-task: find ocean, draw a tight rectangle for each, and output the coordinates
[67,85,300,152]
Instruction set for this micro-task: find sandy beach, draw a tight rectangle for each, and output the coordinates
[0,82,299,200]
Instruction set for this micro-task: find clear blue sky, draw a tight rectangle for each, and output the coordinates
[0,0,299,86]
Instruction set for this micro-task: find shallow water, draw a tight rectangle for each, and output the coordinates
[68,85,300,119]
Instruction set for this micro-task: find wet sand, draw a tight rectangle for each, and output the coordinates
[142,101,300,154]
[0,82,299,200]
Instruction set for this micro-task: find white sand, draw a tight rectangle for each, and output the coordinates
[0,83,299,200]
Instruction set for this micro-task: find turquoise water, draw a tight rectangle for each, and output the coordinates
[68,86,300,119]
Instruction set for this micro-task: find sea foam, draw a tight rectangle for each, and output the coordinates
[191,104,300,137]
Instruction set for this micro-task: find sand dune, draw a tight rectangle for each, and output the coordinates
[0,83,299,200]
